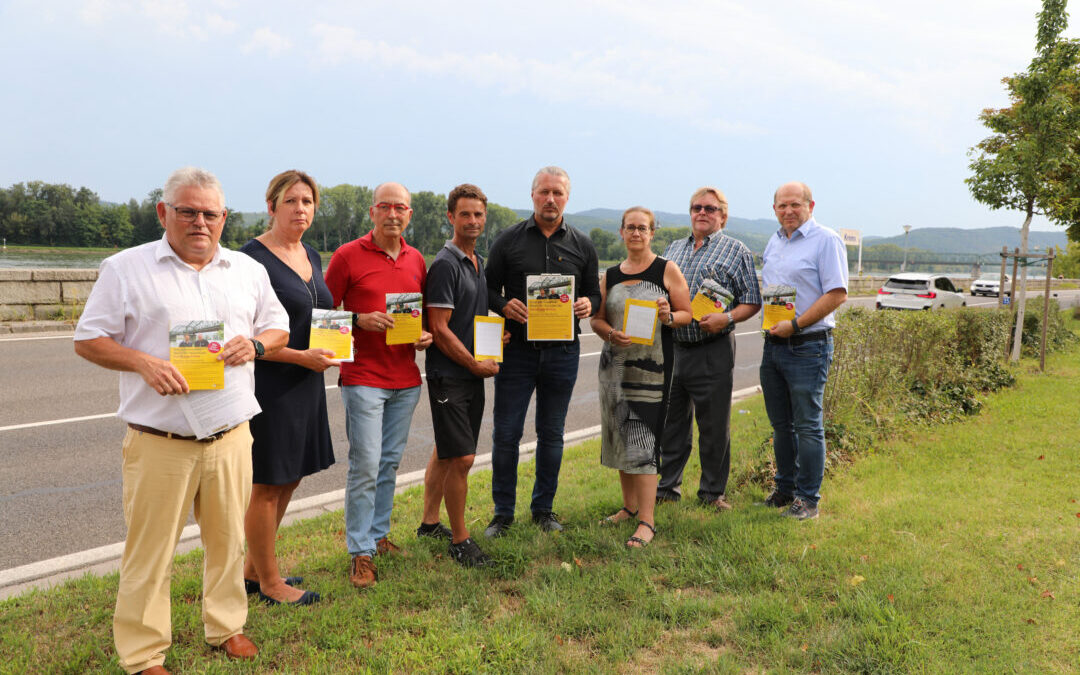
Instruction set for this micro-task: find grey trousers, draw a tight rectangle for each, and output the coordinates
[657,333,735,502]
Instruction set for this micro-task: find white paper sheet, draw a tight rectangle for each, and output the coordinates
[179,388,260,439]
[624,302,658,341]
[474,319,504,360]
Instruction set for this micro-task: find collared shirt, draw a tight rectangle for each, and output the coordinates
[664,229,762,343]
[761,216,849,333]
[324,231,427,389]
[74,235,290,435]
[485,215,601,344]
[425,240,488,380]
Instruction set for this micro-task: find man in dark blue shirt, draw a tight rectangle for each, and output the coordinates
[483,166,601,536]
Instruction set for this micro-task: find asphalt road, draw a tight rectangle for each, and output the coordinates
[3,290,1077,573]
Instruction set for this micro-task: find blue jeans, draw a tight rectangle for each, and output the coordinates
[491,340,580,516]
[341,384,421,557]
[759,336,834,506]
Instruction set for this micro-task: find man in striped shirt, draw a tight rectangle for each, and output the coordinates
[657,186,762,510]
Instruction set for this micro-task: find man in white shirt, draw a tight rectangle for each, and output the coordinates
[74,167,289,675]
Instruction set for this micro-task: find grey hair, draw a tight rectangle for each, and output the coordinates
[531,166,571,195]
[162,167,225,204]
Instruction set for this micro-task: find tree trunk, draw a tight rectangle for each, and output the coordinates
[1009,204,1034,362]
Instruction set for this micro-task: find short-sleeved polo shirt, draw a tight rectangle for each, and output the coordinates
[324,231,427,389]
[425,240,488,380]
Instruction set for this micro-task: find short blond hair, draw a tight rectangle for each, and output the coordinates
[266,170,320,212]
[689,186,728,215]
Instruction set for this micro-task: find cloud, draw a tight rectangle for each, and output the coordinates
[242,26,292,55]
[206,13,236,35]
[309,22,765,135]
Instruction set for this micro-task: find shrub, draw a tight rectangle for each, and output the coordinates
[822,307,1015,464]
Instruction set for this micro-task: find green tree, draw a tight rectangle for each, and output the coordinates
[966,0,1080,360]
[476,202,519,257]
[651,226,690,255]
[589,227,618,261]
[317,184,372,252]
[407,191,449,254]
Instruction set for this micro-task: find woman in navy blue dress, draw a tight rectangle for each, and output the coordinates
[240,170,335,605]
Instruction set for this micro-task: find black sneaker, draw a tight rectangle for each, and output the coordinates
[531,511,564,532]
[416,521,453,540]
[781,497,819,521]
[759,491,795,508]
[448,537,493,567]
[483,514,514,538]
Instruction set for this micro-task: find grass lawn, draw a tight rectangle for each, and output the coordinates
[3,343,1079,673]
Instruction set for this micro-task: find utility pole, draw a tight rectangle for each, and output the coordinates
[901,225,912,272]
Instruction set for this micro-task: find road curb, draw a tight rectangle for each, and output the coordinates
[0,386,762,599]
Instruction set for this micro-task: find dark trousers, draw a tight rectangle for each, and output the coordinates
[657,333,735,502]
[490,339,580,516]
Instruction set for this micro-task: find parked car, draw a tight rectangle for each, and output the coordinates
[970,274,1011,297]
[876,273,967,311]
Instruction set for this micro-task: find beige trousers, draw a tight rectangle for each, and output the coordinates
[113,423,253,674]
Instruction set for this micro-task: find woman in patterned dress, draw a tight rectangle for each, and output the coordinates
[590,207,691,547]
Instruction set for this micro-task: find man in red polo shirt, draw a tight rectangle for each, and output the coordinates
[325,182,433,589]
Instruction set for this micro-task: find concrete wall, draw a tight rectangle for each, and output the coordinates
[0,269,98,321]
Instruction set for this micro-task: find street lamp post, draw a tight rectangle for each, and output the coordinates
[901,225,912,272]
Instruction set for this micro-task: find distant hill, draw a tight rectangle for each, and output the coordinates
[863,227,1067,255]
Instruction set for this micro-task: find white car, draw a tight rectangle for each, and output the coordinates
[876,273,967,311]
[970,275,1010,297]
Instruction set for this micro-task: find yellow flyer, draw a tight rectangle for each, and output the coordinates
[761,284,797,331]
[309,309,354,362]
[169,320,225,390]
[622,298,658,346]
[473,315,505,362]
[526,274,575,341]
[386,292,423,345]
[691,278,733,322]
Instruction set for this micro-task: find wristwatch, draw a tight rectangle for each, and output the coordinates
[790,318,802,334]
[250,338,265,358]
[726,312,734,326]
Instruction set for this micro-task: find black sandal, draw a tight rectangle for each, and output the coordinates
[601,506,638,525]
[626,520,656,548]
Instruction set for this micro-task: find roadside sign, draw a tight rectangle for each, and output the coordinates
[838,228,861,246]
[1002,296,1011,305]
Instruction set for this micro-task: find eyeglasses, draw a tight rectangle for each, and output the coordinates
[374,202,411,214]
[690,205,723,215]
[623,225,651,233]
[167,203,224,224]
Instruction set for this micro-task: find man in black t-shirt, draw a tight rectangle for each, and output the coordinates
[416,183,505,567]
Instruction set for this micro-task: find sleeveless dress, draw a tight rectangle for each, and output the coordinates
[241,239,335,485]
[598,256,674,474]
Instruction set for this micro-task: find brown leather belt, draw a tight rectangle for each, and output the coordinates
[128,423,236,443]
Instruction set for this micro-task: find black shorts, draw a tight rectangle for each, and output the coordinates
[428,375,485,459]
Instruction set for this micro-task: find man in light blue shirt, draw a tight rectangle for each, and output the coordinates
[759,182,848,520]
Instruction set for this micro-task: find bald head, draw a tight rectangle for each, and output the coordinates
[373,182,411,205]
[773,181,812,205]
[773,182,815,235]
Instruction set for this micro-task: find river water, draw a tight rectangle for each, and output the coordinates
[0,247,331,270]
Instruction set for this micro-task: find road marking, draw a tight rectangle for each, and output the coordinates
[0,412,116,432]
[0,334,74,343]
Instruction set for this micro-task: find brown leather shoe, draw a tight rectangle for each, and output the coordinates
[216,633,258,660]
[375,536,406,556]
[349,554,377,588]
[706,495,733,511]
[137,667,171,675]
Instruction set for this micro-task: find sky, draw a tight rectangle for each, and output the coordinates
[3,0,1078,237]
